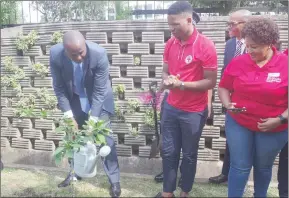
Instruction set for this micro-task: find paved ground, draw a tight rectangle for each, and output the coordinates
[1,168,279,197]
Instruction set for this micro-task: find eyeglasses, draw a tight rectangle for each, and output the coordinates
[226,21,245,27]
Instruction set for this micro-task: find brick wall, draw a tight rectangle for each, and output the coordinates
[1,16,288,166]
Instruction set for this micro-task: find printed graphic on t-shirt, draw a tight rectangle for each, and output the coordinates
[185,55,193,64]
[266,73,281,83]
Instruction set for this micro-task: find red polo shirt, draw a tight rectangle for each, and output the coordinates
[219,47,288,132]
[163,29,218,112]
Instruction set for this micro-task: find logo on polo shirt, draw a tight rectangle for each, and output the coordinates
[185,55,193,64]
[266,73,281,83]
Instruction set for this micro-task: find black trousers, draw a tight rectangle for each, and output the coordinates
[278,142,288,198]
[70,94,120,184]
[222,142,230,176]
[221,109,230,176]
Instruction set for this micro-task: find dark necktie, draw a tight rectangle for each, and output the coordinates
[234,40,243,57]
[74,63,90,113]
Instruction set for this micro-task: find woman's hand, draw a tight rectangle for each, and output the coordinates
[257,117,281,132]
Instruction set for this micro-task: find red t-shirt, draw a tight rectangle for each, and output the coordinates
[283,48,288,55]
[219,47,288,132]
[163,29,218,112]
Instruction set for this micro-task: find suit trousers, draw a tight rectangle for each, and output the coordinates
[161,101,208,193]
[221,141,230,176]
[70,94,120,184]
[278,142,288,198]
[220,109,230,176]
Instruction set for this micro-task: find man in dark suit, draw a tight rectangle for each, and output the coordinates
[209,9,251,184]
[50,30,121,197]
[278,48,288,198]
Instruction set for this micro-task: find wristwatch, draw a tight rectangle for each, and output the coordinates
[180,81,185,90]
[278,115,288,124]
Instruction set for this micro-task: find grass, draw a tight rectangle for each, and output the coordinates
[1,168,279,197]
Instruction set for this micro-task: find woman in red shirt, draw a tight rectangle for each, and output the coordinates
[218,17,288,197]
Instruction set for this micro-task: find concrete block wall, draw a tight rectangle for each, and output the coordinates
[1,16,287,168]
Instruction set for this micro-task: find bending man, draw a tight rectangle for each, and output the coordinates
[50,30,121,197]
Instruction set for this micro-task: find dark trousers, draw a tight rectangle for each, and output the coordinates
[70,94,120,184]
[221,109,230,176]
[161,101,208,193]
[278,142,288,198]
[221,142,230,176]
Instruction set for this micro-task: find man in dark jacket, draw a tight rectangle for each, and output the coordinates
[209,9,251,184]
[50,30,121,197]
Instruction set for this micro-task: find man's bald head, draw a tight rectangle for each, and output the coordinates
[63,30,85,47]
[228,9,252,39]
[230,9,252,22]
[63,30,87,63]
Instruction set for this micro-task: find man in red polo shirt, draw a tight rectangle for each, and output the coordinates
[155,2,217,198]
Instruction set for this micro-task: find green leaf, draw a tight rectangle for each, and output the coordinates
[95,139,101,145]
[96,120,104,128]
[54,157,62,166]
[54,146,65,156]
[55,127,64,133]
[71,144,82,149]
[97,134,106,145]
[81,136,93,143]
[54,153,63,166]
[64,149,74,159]
[102,128,111,135]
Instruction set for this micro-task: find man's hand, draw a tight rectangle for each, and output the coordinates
[163,74,180,89]
[163,76,174,89]
[257,117,281,132]
[207,89,213,119]
[208,103,212,118]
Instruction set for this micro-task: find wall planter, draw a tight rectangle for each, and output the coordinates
[15,30,39,56]
[114,84,125,100]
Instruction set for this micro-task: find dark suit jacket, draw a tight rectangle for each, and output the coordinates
[49,41,114,117]
[221,37,237,76]
[221,37,247,76]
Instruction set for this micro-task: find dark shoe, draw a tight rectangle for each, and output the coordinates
[178,177,182,188]
[208,174,228,184]
[154,172,164,183]
[110,182,121,197]
[58,172,82,188]
[155,192,175,198]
